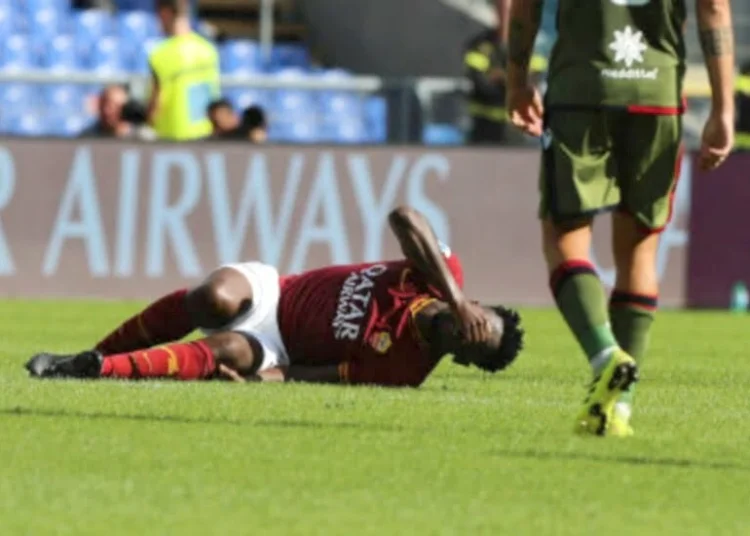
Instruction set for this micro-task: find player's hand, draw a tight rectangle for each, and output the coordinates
[452,300,493,345]
[506,83,544,137]
[700,111,734,171]
[217,363,249,382]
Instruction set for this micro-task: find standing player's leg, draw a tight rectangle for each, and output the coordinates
[94,267,254,354]
[609,113,683,435]
[540,109,638,436]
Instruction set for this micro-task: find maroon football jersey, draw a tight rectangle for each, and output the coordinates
[277,253,464,387]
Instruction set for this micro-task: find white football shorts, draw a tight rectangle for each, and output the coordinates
[201,262,290,372]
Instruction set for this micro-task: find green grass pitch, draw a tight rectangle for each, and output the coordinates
[1,301,749,535]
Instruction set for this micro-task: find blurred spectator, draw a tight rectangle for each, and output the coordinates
[79,85,154,139]
[736,61,750,151]
[207,98,240,138]
[464,26,547,145]
[148,0,220,140]
[239,105,268,144]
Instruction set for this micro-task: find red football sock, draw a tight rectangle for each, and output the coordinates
[100,340,216,381]
[95,289,195,354]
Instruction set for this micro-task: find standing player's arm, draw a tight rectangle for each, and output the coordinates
[506,0,543,88]
[496,0,512,45]
[388,206,464,307]
[697,0,734,116]
[696,0,735,170]
[146,68,160,126]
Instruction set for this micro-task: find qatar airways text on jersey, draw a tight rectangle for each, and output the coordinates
[332,264,388,341]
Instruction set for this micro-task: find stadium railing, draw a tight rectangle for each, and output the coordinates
[0,70,470,144]
[0,69,716,146]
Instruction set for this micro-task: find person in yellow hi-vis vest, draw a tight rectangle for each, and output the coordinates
[736,62,750,151]
[148,0,220,141]
[464,27,547,145]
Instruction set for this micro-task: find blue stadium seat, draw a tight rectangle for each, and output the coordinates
[269,44,310,71]
[422,124,465,146]
[220,40,262,75]
[283,115,318,143]
[48,112,89,137]
[0,4,11,37]
[0,84,37,111]
[365,98,388,144]
[9,3,27,33]
[90,37,125,73]
[225,89,268,111]
[5,113,46,137]
[1,35,33,71]
[323,118,367,144]
[130,37,162,73]
[273,68,315,112]
[44,84,84,113]
[41,35,79,72]
[116,0,153,11]
[25,0,69,14]
[118,10,159,43]
[30,8,68,41]
[274,89,315,115]
[73,9,114,50]
[320,92,362,116]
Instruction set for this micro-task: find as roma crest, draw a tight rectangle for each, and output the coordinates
[369,331,392,354]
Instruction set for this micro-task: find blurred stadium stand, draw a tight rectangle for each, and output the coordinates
[0,0,746,145]
[0,0,399,144]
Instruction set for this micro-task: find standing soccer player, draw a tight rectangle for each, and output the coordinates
[506,0,735,436]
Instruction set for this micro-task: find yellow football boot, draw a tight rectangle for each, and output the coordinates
[608,404,635,438]
[574,349,639,437]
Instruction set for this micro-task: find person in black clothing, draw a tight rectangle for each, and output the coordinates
[464,28,509,144]
[464,27,547,145]
[238,105,268,143]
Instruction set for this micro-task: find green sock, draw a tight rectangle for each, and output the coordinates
[609,291,657,406]
[550,261,618,369]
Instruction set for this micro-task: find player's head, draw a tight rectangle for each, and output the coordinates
[436,305,524,373]
[240,106,268,143]
[99,85,128,129]
[156,0,190,30]
[207,98,238,135]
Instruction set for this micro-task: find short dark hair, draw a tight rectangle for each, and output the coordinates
[241,105,267,130]
[207,98,234,114]
[476,306,524,373]
[156,0,189,14]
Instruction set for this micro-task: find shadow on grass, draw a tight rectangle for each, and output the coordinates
[489,448,749,472]
[0,406,403,433]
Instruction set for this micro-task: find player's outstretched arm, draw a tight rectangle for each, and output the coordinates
[696,0,735,170]
[388,206,463,307]
[218,364,342,384]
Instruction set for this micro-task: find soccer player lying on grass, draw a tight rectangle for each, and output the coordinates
[26,206,524,386]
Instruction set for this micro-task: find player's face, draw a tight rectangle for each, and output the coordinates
[210,107,237,134]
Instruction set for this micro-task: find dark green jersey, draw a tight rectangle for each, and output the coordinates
[546,0,687,111]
